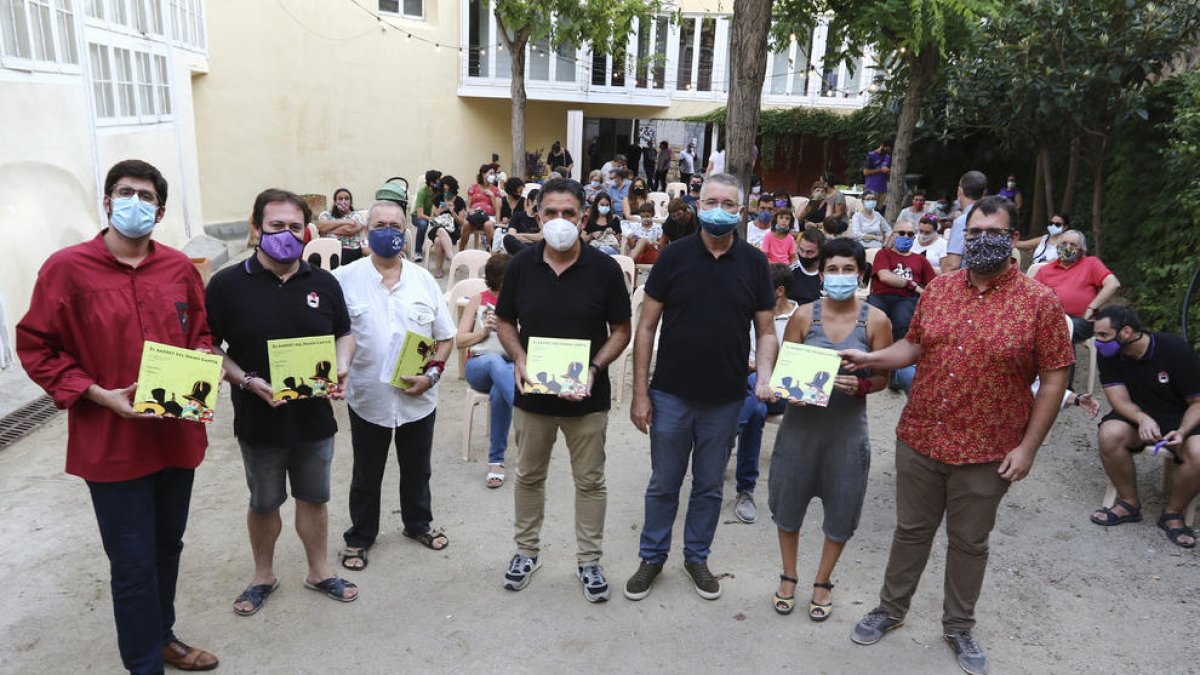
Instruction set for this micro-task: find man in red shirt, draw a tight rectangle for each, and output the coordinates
[841,196,1073,675]
[1032,228,1121,341]
[16,160,218,673]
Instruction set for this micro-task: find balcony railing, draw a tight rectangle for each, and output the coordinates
[459,2,874,109]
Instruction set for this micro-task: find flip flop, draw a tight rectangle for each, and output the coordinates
[304,576,359,602]
[1091,498,1143,526]
[1158,513,1196,549]
[339,546,368,571]
[233,579,279,616]
[403,527,450,550]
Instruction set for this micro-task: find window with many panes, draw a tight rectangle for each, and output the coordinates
[0,0,80,69]
[378,0,422,20]
[88,42,172,123]
[170,0,204,50]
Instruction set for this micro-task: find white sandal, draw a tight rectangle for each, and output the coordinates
[485,464,505,489]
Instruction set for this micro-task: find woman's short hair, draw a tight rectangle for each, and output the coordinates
[504,176,525,197]
[819,236,866,274]
[476,163,493,185]
[441,175,459,193]
[484,252,511,292]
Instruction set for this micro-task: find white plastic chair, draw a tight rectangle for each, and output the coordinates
[1027,262,1047,279]
[446,278,489,380]
[665,182,687,199]
[305,222,320,242]
[844,195,862,217]
[446,249,490,288]
[461,388,492,461]
[647,191,669,218]
[612,254,637,293]
[522,183,540,198]
[302,238,342,270]
[613,285,647,403]
[1102,453,1198,527]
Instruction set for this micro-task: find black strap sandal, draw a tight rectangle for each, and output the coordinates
[774,574,799,615]
[339,547,368,571]
[403,527,450,550]
[1091,498,1143,526]
[233,579,279,617]
[1158,513,1196,549]
[810,582,834,622]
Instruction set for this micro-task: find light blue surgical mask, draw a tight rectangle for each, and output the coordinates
[110,196,158,239]
[598,205,611,215]
[863,200,878,212]
[1047,224,1064,236]
[698,208,740,237]
[823,274,859,301]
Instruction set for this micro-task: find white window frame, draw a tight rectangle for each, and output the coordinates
[88,36,173,126]
[378,0,424,22]
[168,0,204,52]
[0,0,82,73]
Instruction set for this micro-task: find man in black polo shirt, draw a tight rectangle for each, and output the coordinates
[791,228,825,304]
[625,173,777,601]
[1090,305,1200,549]
[207,188,360,615]
[495,178,632,603]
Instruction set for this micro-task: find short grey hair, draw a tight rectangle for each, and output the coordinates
[368,199,406,224]
[701,172,745,205]
[1062,228,1088,255]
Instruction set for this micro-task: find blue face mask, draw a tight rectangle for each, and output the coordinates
[698,207,740,237]
[894,235,914,253]
[756,210,772,224]
[110,196,158,239]
[863,200,878,212]
[823,274,859,301]
[598,205,611,215]
[367,228,406,258]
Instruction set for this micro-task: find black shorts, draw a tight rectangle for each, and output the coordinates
[1100,412,1200,463]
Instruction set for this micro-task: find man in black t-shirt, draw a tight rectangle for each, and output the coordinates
[1090,306,1199,549]
[495,178,632,602]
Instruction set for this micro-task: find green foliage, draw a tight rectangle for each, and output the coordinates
[685,106,886,170]
[493,0,661,54]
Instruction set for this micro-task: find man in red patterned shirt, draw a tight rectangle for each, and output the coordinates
[16,160,219,673]
[841,196,1074,675]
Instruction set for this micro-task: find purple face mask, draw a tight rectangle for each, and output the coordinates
[260,229,305,263]
[1094,337,1122,359]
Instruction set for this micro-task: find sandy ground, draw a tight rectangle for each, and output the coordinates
[0,354,1197,675]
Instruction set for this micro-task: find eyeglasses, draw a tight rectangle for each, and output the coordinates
[964,228,1013,239]
[112,184,159,205]
[700,198,741,211]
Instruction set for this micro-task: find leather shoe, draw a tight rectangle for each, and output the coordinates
[162,639,219,671]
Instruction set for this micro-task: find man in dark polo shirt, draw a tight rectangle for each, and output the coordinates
[495,178,632,603]
[790,228,825,304]
[206,188,359,615]
[625,172,777,602]
[1090,305,1200,549]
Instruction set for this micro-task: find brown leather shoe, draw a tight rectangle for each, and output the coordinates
[162,639,219,671]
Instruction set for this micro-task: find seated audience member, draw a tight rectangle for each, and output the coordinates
[585,170,605,203]
[1032,229,1120,341]
[822,172,848,222]
[895,189,930,226]
[502,188,541,255]
[317,187,367,264]
[682,175,703,209]
[410,170,442,262]
[759,208,798,265]
[428,175,466,278]
[661,198,697,245]
[464,163,502,250]
[822,215,848,238]
[747,203,773,248]
[624,177,651,219]
[790,229,825,305]
[1015,213,1069,265]
[849,190,892,249]
[800,181,833,227]
[607,170,632,217]
[730,263,798,524]
[600,153,627,184]
[626,202,664,264]
[1089,306,1199,549]
[584,193,621,255]
[866,219,936,342]
[911,213,948,274]
[773,192,796,225]
[457,253,516,488]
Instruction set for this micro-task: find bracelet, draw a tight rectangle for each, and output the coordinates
[853,376,872,398]
[589,361,604,372]
[239,372,258,390]
[423,360,446,374]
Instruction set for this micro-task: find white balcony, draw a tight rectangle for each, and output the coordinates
[458,1,874,111]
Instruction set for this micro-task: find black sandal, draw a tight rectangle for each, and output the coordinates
[233,579,279,617]
[810,582,834,622]
[773,574,798,615]
[1091,499,1142,526]
[339,546,368,571]
[1158,513,1196,549]
[403,527,449,550]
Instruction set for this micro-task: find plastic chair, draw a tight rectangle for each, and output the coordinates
[1102,452,1198,527]
[665,182,687,199]
[446,249,490,287]
[612,254,637,292]
[446,278,488,380]
[790,196,807,213]
[305,222,320,242]
[613,285,647,403]
[302,238,342,270]
[1027,262,1047,279]
[461,387,492,461]
[647,191,669,218]
[522,183,541,198]
[844,195,862,217]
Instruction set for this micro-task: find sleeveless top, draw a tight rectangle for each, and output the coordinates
[469,289,508,358]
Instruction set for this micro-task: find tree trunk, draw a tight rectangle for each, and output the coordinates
[1061,136,1081,215]
[1091,135,1106,257]
[1039,147,1055,220]
[496,16,530,179]
[725,0,772,236]
[886,48,940,222]
[1030,148,1047,236]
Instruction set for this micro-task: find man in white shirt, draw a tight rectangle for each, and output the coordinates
[678,143,696,185]
[334,200,456,570]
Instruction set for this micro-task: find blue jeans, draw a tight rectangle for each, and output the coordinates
[867,293,918,342]
[464,353,515,465]
[734,373,786,493]
[87,467,195,675]
[894,365,916,395]
[639,389,742,564]
[412,217,429,256]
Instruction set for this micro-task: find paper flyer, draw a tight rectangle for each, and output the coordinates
[266,335,338,400]
[523,337,590,396]
[380,330,436,389]
[768,342,842,407]
[132,341,223,423]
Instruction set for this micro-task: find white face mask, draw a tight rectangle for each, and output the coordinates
[486,174,497,184]
[542,217,580,251]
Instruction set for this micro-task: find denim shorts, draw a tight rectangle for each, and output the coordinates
[238,436,335,513]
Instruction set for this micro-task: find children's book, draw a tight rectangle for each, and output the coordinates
[523,337,590,396]
[132,341,223,423]
[380,331,436,389]
[266,335,337,401]
[768,342,842,407]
